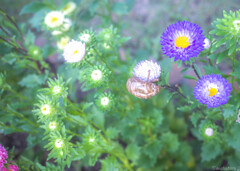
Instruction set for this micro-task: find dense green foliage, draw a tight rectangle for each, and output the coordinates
[0,0,240,170]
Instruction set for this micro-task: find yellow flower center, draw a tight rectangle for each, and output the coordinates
[42,107,46,111]
[51,17,58,23]
[208,87,218,97]
[73,50,78,55]
[175,36,190,49]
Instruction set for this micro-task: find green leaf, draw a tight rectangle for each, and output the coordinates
[18,74,47,88]
[225,124,240,151]
[201,142,223,162]
[126,143,140,162]
[20,1,47,15]
[165,72,169,85]
[223,104,236,119]
[161,132,179,153]
[106,127,119,140]
[191,113,202,127]
[182,75,198,81]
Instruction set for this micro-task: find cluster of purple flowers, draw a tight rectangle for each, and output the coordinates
[0,144,19,171]
[160,21,232,108]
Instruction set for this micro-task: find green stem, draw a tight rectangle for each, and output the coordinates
[231,49,236,90]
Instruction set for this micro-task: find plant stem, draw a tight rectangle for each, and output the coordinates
[191,64,201,79]
[231,49,236,90]
[161,84,187,99]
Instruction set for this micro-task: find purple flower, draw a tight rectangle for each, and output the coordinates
[133,60,161,82]
[0,144,8,169]
[160,21,205,61]
[194,74,232,108]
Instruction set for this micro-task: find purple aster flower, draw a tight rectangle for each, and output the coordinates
[194,74,232,108]
[160,21,205,61]
[133,60,161,82]
[0,144,8,169]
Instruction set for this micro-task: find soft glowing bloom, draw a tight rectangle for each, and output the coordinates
[52,30,62,35]
[62,2,76,15]
[89,137,95,143]
[203,38,211,49]
[55,139,63,148]
[133,60,161,82]
[91,70,102,81]
[0,144,8,169]
[205,128,214,137]
[101,97,110,106]
[41,104,51,115]
[49,122,57,130]
[161,21,205,61]
[63,40,86,63]
[80,33,91,43]
[62,18,72,31]
[52,85,62,94]
[44,11,64,28]
[2,164,19,171]
[57,37,70,50]
[103,43,110,49]
[233,20,240,31]
[194,74,232,108]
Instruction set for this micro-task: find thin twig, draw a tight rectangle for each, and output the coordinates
[161,84,187,99]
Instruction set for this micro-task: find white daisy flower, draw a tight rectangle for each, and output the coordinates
[233,20,240,31]
[91,70,102,81]
[41,104,51,115]
[63,40,86,63]
[133,60,161,82]
[49,122,57,130]
[204,127,214,137]
[101,97,110,106]
[55,139,63,148]
[44,11,64,28]
[80,33,91,43]
[57,36,70,50]
[62,2,76,15]
[203,38,211,49]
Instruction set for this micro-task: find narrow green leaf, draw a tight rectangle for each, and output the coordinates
[182,75,198,81]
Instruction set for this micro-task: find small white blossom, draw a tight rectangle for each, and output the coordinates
[62,2,76,15]
[233,20,240,31]
[52,30,62,35]
[91,70,102,81]
[55,139,63,148]
[49,122,57,130]
[104,43,110,49]
[236,110,240,123]
[44,11,64,28]
[52,86,62,94]
[62,18,72,31]
[205,128,214,137]
[101,97,110,106]
[89,137,95,143]
[63,40,86,63]
[133,60,161,82]
[204,38,211,49]
[80,33,91,43]
[57,37,70,50]
[41,104,51,115]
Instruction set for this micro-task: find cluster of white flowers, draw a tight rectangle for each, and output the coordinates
[45,2,76,34]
